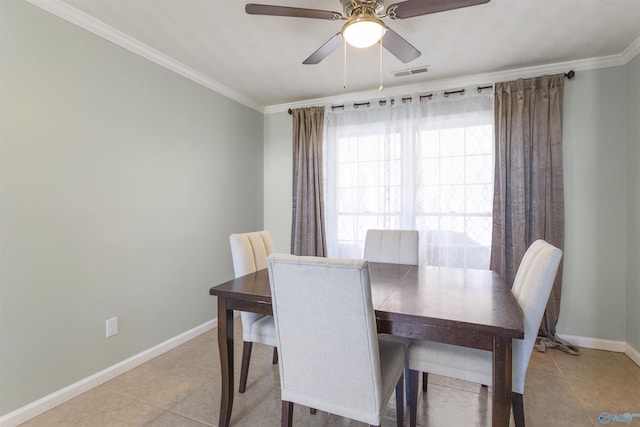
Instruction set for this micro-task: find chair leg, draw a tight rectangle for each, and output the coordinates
[422,372,428,392]
[512,392,525,427]
[395,372,404,427]
[408,369,419,427]
[404,364,410,404]
[272,346,278,364]
[281,400,293,427]
[239,341,253,393]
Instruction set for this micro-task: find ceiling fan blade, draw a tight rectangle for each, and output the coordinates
[382,28,421,63]
[303,33,343,64]
[387,0,490,19]
[245,4,342,20]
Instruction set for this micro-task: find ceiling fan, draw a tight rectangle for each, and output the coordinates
[245,0,491,65]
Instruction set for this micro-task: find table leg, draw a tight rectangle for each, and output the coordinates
[492,336,512,427]
[217,297,234,427]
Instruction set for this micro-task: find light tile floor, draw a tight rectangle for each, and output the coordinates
[21,323,640,427]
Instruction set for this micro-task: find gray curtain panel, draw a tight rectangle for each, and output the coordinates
[490,74,577,354]
[291,107,327,257]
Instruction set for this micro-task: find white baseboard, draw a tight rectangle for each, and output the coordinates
[557,333,627,352]
[0,319,217,427]
[625,342,640,367]
[557,334,640,368]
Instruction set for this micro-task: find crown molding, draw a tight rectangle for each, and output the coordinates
[622,35,640,64]
[26,0,640,116]
[264,47,639,114]
[26,0,264,113]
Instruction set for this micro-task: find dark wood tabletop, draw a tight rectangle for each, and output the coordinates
[209,262,523,427]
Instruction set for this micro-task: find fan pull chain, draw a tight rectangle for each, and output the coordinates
[379,38,384,91]
[343,38,348,89]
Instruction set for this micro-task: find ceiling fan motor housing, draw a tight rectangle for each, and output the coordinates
[341,0,385,18]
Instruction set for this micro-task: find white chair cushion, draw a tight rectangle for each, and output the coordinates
[364,229,419,265]
[229,231,275,342]
[409,340,492,388]
[408,338,529,393]
[230,231,273,277]
[511,239,547,297]
[248,315,277,347]
[378,335,409,405]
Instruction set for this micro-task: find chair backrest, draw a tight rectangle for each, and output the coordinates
[511,239,562,393]
[229,231,274,278]
[267,254,384,419]
[363,229,419,265]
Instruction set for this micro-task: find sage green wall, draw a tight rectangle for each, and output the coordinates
[0,0,263,415]
[627,54,640,351]
[264,65,638,347]
[558,66,629,341]
[263,112,293,253]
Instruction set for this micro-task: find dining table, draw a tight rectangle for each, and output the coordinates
[208,262,524,427]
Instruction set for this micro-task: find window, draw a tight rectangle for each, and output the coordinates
[324,89,494,268]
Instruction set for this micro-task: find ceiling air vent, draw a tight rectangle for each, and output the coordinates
[392,65,431,78]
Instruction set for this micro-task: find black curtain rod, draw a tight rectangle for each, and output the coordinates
[444,89,465,98]
[288,71,575,114]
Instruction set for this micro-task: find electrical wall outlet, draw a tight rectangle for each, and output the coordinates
[106,317,118,338]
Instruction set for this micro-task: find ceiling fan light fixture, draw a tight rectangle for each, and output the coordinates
[342,15,386,48]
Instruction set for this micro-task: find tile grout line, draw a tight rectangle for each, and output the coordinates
[548,348,635,427]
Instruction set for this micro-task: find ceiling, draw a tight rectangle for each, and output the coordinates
[35,0,640,111]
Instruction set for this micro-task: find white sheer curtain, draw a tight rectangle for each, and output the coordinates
[324,88,494,268]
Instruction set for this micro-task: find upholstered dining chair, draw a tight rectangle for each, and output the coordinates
[229,231,278,393]
[406,239,563,427]
[267,254,407,427]
[364,229,419,265]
